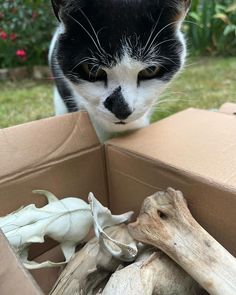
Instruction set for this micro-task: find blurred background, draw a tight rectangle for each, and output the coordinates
[0,0,236,128]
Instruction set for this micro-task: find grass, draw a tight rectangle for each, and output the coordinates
[0,57,236,128]
[0,79,53,128]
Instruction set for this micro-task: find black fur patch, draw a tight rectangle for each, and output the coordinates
[50,0,190,110]
[50,43,78,112]
[54,1,188,79]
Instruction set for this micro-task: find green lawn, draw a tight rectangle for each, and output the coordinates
[0,57,236,128]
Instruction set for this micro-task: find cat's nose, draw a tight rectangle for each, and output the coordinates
[104,87,132,120]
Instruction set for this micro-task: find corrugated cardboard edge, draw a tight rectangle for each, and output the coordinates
[219,102,236,115]
[105,144,236,197]
[0,231,43,295]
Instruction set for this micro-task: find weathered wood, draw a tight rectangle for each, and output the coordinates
[102,248,200,295]
[128,188,236,295]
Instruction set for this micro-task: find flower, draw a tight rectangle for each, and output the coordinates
[0,31,7,40]
[32,12,38,20]
[10,33,17,41]
[16,49,27,61]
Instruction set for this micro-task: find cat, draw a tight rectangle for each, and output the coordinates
[49,0,191,141]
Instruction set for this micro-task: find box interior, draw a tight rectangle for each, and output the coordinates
[1,107,236,294]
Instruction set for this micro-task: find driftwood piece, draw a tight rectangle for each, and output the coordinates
[128,188,236,295]
[102,248,200,295]
[51,224,133,295]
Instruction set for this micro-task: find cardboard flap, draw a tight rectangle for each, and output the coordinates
[0,231,43,295]
[219,103,236,115]
[106,108,236,188]
[0,111,100,183]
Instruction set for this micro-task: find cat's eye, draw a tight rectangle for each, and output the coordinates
[138,66,166,81]
[82,63,107,82]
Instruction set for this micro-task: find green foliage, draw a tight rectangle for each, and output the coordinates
[186,0,236,56]
[0,0,56,68]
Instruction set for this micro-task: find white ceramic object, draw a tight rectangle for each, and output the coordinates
[0,190,137,269]
[0,190,93,269]
[88,192,138,262]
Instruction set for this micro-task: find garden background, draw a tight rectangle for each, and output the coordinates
[0,0,236,128]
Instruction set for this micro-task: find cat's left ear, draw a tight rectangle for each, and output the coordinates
[175,0,191,20]
[51,0,64,22]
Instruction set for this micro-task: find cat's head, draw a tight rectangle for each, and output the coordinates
[51,0,191,133]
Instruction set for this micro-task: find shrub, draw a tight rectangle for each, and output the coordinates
[186,0,236,56]
[0,0,56,68]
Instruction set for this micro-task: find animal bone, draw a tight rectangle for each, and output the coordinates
[0,190,93,269]
[0,190,133,269]
[128,188,236,295]
[51,224,133,295]
[102,247,200,295]
[89,192,137,262]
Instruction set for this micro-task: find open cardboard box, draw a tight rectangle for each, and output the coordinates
[0,104,236,294]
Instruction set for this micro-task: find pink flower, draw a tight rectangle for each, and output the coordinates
[16,49,27,61]
[32,12,38,20]
[10,33,17,41]
[0,31,7,40]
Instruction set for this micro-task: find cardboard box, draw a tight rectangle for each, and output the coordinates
[0,107,236,294]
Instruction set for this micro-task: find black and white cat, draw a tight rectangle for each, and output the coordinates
[49,0,191,141]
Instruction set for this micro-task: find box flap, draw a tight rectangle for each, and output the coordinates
[219,102,236,115]
[0,231,42,295]
[106,108,236,255]
[0,111,100,183]
[0,111,108,259]
[106,108,236,189]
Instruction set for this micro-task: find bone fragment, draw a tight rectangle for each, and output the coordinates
[51,224,132,295]
[128,188,236,295]
[102,247,200,295]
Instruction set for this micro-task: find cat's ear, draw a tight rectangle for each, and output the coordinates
[51,0,64,22]
[182,0,191,11]
[174,0,191,20]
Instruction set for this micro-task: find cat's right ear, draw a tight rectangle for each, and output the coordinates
[51,0,64,22]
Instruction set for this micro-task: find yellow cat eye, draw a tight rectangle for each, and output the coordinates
[138,66,161,79]
[82,63,106,80]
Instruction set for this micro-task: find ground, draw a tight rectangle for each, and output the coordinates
[0,57,236,128]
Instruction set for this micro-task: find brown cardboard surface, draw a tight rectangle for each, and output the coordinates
[106,108,236,256]
[0,231,43,295]
[30,245,65,294]
[107,108,236,189]
[219,102,236,115]
[106,146,236,256]
[0,111,99,183]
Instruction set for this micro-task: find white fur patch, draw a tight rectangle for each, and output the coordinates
[52,24,186,141]
[67,52,168,137]
[54,87,68,115]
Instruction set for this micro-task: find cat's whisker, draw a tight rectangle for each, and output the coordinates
[183,20,202,29]
[151,99,193,109]
[88,64,101,78]
[184,60,204,68]
[144,20,180,56]
[71,58,97,73]
[142,8,165,53]
[65,12,106,59]
[78,8,111,59]
[144,38,177,61]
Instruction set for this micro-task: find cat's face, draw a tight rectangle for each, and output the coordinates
[52,0,191,133]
